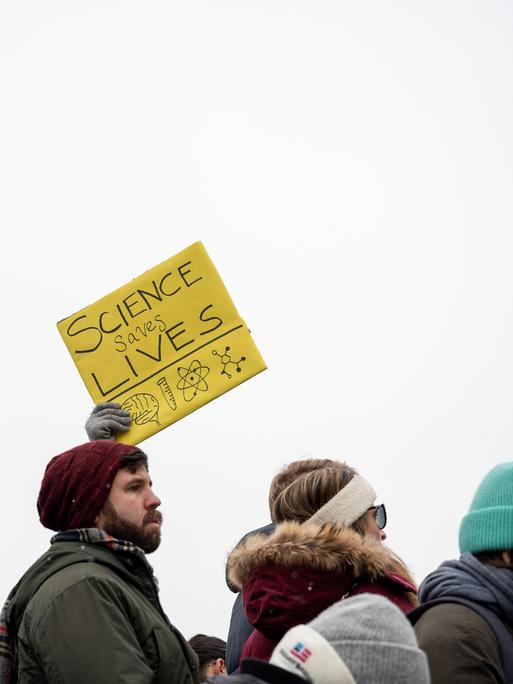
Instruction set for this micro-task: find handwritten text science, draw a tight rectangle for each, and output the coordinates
[57,242,267,444]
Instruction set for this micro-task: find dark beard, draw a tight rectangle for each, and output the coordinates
[100,501,162,554]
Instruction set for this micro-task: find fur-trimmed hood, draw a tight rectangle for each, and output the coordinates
[228,521,418,652]
[228,521,416,591]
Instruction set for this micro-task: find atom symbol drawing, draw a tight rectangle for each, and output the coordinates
[176,359,210,402]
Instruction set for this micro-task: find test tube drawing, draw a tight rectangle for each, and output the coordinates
[157,376,177,410]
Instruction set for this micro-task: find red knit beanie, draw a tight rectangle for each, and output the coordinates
[37,440,143,532]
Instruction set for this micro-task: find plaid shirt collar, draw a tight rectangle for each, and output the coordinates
[51,528,155,576]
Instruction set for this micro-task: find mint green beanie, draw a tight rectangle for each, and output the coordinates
[459,462,513,554]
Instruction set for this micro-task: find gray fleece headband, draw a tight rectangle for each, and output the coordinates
[308,474,376,527]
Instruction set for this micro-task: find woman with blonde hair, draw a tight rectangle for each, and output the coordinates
[227,458,417,662]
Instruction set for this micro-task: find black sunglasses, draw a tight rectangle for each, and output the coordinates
[369,503,387,530]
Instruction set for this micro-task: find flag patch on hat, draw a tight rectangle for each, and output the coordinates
[291,642,312,663]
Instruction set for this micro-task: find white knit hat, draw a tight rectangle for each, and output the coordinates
[271,594,430,684]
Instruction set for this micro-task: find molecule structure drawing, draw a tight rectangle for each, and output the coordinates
[157,376,177,410]
[212,346,246,379]
[176,359,210,402]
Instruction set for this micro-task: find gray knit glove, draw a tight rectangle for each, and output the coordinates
[85,402,132,440]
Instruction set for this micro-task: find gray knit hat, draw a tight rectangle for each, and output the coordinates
[270,594,429,684]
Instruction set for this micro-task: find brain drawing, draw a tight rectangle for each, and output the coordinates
[121,393,160,425]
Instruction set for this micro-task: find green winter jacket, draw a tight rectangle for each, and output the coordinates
[414,603,507,683]
[8,537,199,684]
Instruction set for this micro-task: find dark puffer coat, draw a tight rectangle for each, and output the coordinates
[225,523,276,673]
[227,521,418,661]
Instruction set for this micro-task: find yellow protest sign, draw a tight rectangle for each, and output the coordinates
[57,242,267,444]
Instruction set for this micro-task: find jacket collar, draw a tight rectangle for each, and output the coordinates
[420,553,513,621]
[228,520,415,591]
[52,529,159,590]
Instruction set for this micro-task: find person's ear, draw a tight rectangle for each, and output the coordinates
[502,550,513,565]
[95,507,106,528]
[214,658,226,674]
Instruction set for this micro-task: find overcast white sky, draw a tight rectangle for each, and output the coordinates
[1,1,512,641]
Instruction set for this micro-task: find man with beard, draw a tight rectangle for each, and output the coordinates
[0,440,199,684]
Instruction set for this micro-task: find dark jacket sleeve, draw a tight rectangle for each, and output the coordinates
[19,577,158,684]
[414,603,504,684]
[226,592,255,673]
[225,523,276,673]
